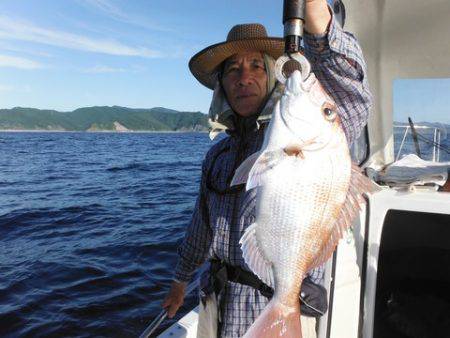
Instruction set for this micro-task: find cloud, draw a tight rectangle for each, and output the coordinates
[0,54,44,69]
[0,15,162,58]
[0,84,15,91]
[0,42,53,58]
[83,65,125,73]
[80,0,171,32]
[81,64,149,73]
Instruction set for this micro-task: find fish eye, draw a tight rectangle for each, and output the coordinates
[322,103,337,121]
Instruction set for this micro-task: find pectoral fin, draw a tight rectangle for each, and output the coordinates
[231,144,304,190]
[231,149,282,190]
[230,151,261,186]
[240,222,274,288]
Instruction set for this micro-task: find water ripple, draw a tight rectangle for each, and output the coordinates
[0,132,213,337]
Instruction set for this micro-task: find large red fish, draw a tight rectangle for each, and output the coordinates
[232,70,374,337]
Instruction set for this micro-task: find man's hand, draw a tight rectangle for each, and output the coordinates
[305,0,332,35]
[161,281,187,318]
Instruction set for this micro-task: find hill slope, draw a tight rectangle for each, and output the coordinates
[0,106,208,131]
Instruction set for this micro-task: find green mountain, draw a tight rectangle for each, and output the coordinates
[0,106,209,132]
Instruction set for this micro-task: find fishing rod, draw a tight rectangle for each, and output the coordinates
[407,117,450,156]
[408,117,422,158]
[409,120,449,155]
[138,280,198,338]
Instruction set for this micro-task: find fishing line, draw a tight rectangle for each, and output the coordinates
[415,132,449,154]
[299,295,326,316]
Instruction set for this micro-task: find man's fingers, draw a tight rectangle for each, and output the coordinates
[167,305,177,318]
[161,295,172,308]
[167,301,183,318]
[162,296,183,318]
[161,281,187,318]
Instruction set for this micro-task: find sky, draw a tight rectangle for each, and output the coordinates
[393,79,450,124]
[0,0,449,124]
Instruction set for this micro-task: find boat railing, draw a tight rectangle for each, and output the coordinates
[139,279,199,338]
[394,124,445,162]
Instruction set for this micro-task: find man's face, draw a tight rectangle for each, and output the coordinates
[221,52,268,117]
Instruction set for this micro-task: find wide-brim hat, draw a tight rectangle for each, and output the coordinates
[189,23,284,90]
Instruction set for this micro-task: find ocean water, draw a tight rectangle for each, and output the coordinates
[0,132,213,337]
[0,129,448,338]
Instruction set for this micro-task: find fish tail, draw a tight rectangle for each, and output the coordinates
[243,298,302,338]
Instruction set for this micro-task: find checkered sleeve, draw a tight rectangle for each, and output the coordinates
[303,9,373,145]
[173,158,212,283]
[307,265,324,285]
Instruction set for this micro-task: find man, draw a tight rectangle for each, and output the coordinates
[162,0,372,337]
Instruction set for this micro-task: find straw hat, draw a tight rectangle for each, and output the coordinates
[189,23,284,89]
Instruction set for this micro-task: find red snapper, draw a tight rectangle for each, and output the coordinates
[231,70,374,338]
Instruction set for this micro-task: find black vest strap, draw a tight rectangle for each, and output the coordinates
[209,259,328,317]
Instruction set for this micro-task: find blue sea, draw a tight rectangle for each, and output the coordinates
[0,132,215,337]
[0,129,448,338]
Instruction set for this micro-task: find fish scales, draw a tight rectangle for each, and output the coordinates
[257,147,350,299]
[231,70,373,337]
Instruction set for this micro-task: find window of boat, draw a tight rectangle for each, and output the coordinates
[393,78,450,162]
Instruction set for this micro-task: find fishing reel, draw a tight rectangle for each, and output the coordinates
[275,0,347,84]
[275,0,311,84]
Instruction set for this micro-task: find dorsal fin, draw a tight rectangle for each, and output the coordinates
[308,164,379,271]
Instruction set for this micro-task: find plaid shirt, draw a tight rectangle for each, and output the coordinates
[174,14,372,338]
